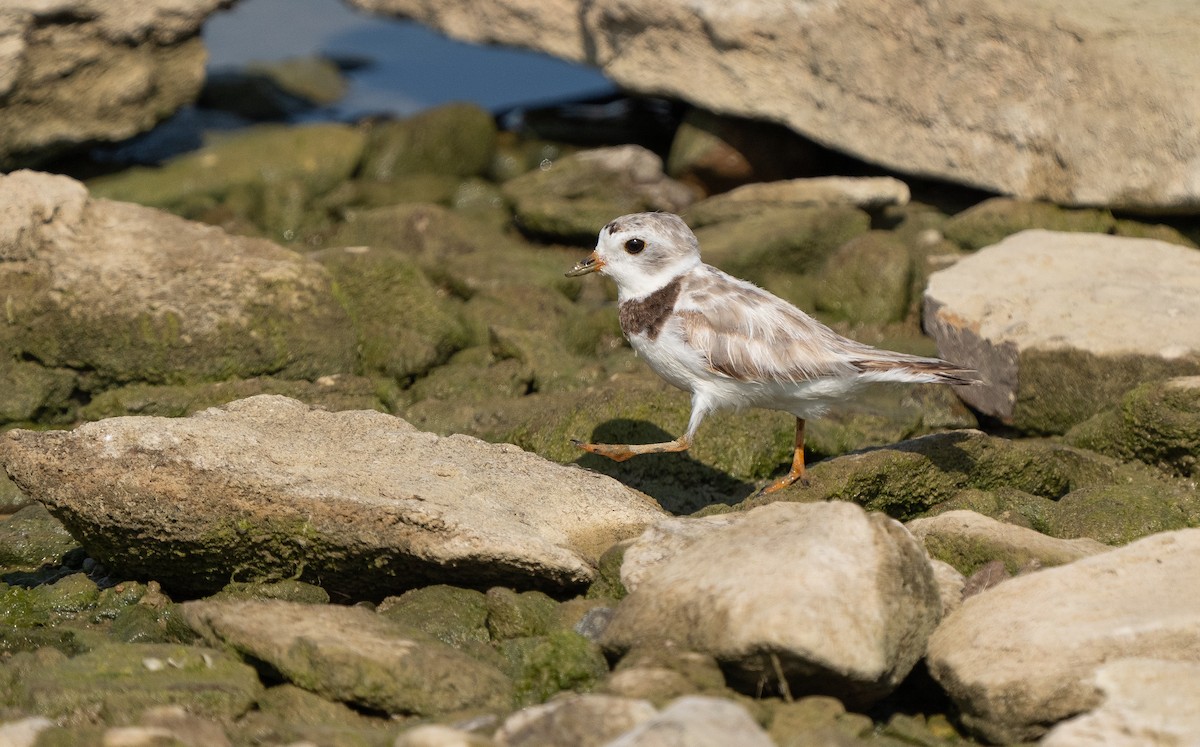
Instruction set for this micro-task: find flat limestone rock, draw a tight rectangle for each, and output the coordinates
[0,395,665,597]
[0,1,225,168]
[601,501,941,707]
[1040,659,1200,747]
[348,0,1200,211]
[926,528,1200,743]
[924,230,1200,434]
[180,599,512,716]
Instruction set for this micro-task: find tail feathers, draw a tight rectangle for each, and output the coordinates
[853,356,982,386]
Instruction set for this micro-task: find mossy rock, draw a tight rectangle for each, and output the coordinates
[406,346,534,404]
[601,644,730,707]
[0,504,80,572]
[314,246,475,383]
[1039,481,1200,545]
[692,206,871,283]
[87,123,366,216]
[498,630,610,706]
[485,587,560,641]
[360,103,497,180]
[80,374,404,422]
[765,695,874,746]
[4,643,262,724]
[1066,376,1200,477]
[230,684,400,747]
[813,231,913,324]
[501,146,693,244]
[313,174,464,214]
[376,585,491,648]
[586,541,631,601]
[943,197,1197,253]
[0,361,77,426]
[210,580,330,605]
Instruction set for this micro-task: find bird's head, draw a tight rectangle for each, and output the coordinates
[565,212,702,300]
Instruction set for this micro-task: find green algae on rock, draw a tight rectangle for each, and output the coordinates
[360,102,498,180]
[813,231,913,325]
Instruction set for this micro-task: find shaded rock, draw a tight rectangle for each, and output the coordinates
[0,361,77,425]
[351,0,1200,211]
[494,693,656,747]
[686,177,910,225]
[0,503,80,571]
[1040,658,1200,747]
[3,643,262,724]
[603,695,773,747]
[313,245,475,382]
[599,643,729,707]
[209,580,330,605]
[0,171,357,400]
[502,145,695,243]
[234,683,401,747]
[924,230,1200,433]
[906,509,1109,576]
[1066,376,1200,477]
[690,206,870,284]
[765,695,874,747]
[942,197,1196,251]
[813,231,912,324]
[361,102,497,180]
[601,502,941,707]
[80,374,404,422]
[926,528,1200,743]
[181,598,512,716]
[201,56,349,120]
[664,108,829,195]
[87,123,367,241]
[0,396,663,597]
[0,1,222,169]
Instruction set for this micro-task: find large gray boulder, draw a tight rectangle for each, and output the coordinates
[0,0,225,169]
[924,230,1200,434]
[0,395,666,597]
[347,0,1200,211]
[926,528,1200,743]
[601,501,941,707]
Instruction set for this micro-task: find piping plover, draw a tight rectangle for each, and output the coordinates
[565,212,979,495]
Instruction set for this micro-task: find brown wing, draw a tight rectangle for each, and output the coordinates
[676,268,863,383]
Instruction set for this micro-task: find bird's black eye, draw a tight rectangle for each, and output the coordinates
[624,238,646,254]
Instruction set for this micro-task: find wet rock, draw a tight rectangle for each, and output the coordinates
[353,0,1200,211]
[181,598,512,717]
[0,1,222,169]
[690,205,871,284]
[502,145,695,243]
[493,693,656,747]
[1040,659,1200,747]
[0,171,357,408]
[1,396,664,597]
[601,502,941,707]
[0,503,80,571]
[313,246,475,382]
[1067,376,1200,478]
[87,123,367,241]
[80,374,404,422]
[942,197,1196,252]
[3,643,262,724]
[686,177,910,225]
[926,528,1200,743]
[906,509,1109,576]
[602,695,773,747]
[201,56,349,120]
[924,230,1200,433]
[813,231,912,324]
[361,102,498,180]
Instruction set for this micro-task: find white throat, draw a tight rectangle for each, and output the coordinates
[609,256,700,302]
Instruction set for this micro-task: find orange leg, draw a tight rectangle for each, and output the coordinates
[759,418,808,495]
[571,434,692,462]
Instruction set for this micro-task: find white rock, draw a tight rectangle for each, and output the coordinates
[926,528,1200,743]
[924,230,1200,433]
[1040,659,1200,747]
[495,694,657,747]
[395,724,493,747]
[347,0,1200,211]
[0,718,55,747]
[1,395,664,596]
[602,501,940,706]
[602,695,773,747]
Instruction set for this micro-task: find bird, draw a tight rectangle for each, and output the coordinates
[564,211,979,495]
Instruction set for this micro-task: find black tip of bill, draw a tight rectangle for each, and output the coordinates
[565,257,599,277]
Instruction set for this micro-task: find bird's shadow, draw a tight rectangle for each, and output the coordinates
[575,419,758,515]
